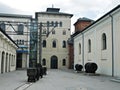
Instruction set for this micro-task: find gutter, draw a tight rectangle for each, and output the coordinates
[109,14,114,77]
[82,33,84,69]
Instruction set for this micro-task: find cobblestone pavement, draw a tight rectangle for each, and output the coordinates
[0,69,120,90]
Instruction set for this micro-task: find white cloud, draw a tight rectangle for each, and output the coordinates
[0,0,119,33]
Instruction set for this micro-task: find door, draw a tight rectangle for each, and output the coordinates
[51,56,58,69]
[16,53,22,68]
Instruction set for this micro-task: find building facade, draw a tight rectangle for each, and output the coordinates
[0,28,18,73]
[74,5,120,77]
[0,14,32,69]
[35,8,73,69]
[68,17,93,69]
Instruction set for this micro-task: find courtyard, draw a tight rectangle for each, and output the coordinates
[0,69,120,90]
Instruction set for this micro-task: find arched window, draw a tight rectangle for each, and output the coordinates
[51,21,54,26]
[55,21,58,27]
[62,41,66,48]
[52,40,56,48]
[102,33,107,50]
[43,40,46,48]
[62,59,66,66]
[47,21,49,27]
[79,43,81,54]
[18,24,24,35]
[0,22,5,31]
[88,39,91,53]
[59,21,62,27]
[42,58,46,66]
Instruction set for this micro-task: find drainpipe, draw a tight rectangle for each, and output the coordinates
[82,33,84,70]
[109,14,114,77]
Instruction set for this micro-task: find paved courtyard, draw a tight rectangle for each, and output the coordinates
[0,69,120,90]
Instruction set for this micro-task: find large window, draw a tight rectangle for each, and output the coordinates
[62,40,66,48]
[42,58,46,66]
[18,24,24,35]
[102,33,107,50]
[52,40,56,48]
[43,40,46,48]
[62,59,66,66]
[88,39,91,53]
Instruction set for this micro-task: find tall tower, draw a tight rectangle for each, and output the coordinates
[35,7,73,69]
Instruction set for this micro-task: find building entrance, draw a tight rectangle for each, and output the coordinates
[51,56,58,69]
[16,53,22,68]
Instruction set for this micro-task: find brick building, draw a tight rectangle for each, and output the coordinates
[68,17,93,69]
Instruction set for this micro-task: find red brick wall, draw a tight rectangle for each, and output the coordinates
[68,44,74,69]
[75,21,91,32]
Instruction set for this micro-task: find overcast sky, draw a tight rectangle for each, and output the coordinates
[0,0,119,33]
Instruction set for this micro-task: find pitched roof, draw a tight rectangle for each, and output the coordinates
[73,4,120,37]
[0,28,18,48]
[74,17,94,25]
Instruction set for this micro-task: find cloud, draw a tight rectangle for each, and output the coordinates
[0,0,119,33]
[0,2,31,15]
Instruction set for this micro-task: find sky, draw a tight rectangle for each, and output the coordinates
[0,0,119,33]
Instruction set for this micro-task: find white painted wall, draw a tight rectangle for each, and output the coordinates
[74,6,120,77]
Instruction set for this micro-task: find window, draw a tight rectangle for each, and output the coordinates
[18,24,24,35]
[47,21,49,27]
[88,39,91,53]
[51,21,54,26]
[102,33,107,50]
[0,22,5,31]
[43,29,47,34]
[63,41,66,48]
[59,21,62,27]
[63,30,66,35]
[55,21,58,27]
[42,58,46,66]
[79,43,81,54]
[43,40,46,47]
[52,40,56,48]
[62,59,66,66]
[22,40,24,45]
[52,30,55,34]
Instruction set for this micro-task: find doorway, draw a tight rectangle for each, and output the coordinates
[51,56,58,69]
[16,53,22,68]
[1,52,5,73]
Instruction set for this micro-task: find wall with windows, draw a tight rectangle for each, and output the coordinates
[0,29,17,74]
[74,5,120,77]
[36,9,73,69]
[0,15,32,69]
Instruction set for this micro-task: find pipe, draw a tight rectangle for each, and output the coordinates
[109,14,114,77]
[82,33,84,70]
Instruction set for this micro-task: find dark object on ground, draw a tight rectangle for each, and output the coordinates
[42,66,47,75]
[36,63,43,78]
[85,62,98,73]
[75,64,83,72]
[27,68,37,82]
